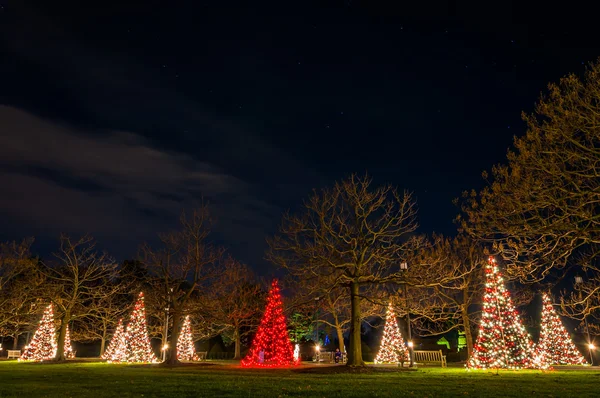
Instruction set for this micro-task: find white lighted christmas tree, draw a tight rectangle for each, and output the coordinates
[125,292,158,363]
[102,318,128,362]
[537,293,587,365]
[177,315,197,361]
[467,257,545,369]
[20,303,57,361]
[374,302,409,364]
[64,325,75,359]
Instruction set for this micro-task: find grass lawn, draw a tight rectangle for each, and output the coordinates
[0,360,598,397]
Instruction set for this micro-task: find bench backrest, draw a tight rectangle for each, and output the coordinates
[413,350,443,362]
[7,350,21,358]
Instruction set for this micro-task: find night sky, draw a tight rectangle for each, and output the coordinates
[1,1,599,275]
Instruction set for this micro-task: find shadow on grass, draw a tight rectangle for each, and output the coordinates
[292,365,419,374]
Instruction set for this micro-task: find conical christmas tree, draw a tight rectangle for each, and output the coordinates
[125,292,158,363]
[467,257,545,369]
[102,318,128,362]
[20,304,57,361]
[177,315,197,361]
[374,302,409,364]
[64,325,75,359]
[241,279,297,367]
[536,293,588,365]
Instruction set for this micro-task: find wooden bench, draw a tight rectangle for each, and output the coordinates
[7,350,20,359]
[412,350,447,367]
[315,351,333,362]
[196,351,208,361]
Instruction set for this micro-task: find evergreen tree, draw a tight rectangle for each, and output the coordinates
[125,292,158,363]
[177,315,197,361]
[20,304,57,361]
[102,318,127,362]
[241,279,297,367]
[64,325,75,359]
[537,293,587,365]
[467,257,545,369]
[374,302,409,364]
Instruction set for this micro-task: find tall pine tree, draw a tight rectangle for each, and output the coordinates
[467,257,545,369]
[241,279,297,367]
[177,315,197,361]
[537,293,587,365]
[125,292,158,363]
[20,304,57,361]
[374,302,409,364]
[64,325,75,359]
[102,318,128,362]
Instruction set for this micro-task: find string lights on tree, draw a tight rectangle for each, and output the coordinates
[241,279,298,367]
[125,292,158,363]
[102,318,128,362]
[374,301,409,364]
[64,325,75,359]
[537,293,588,365]
[20,304,57,361]
[177,315,197,361]
[467,257,546,370]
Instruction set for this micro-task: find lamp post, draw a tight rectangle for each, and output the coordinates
[574,276,594,365]
[314,297,320,361]
[400,262,414,367]
[162,305,169,362]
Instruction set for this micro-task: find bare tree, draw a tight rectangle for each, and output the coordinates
[268,174,427,366]
[141,206,223,365]
[73,286,131,356]
[457,59,600,311]
[205,257,264,359]
[0,239,41,348]
[42,235,120,361]
[407,234,485,356]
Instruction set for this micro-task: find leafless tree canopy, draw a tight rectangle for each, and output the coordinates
[141,205,224,364]
[42,234,120,361]
[458,58,600,318]
[268,174,429,366]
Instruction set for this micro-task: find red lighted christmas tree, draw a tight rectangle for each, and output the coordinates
[537,293,587,365]
[241,279,297,367]
[467,257,545,369]
[20,304,57,361]
[102,318,128,362]
[125,292,158,363]
[177,315,197,361]
[64,325,75,359]
[374,302,409,364]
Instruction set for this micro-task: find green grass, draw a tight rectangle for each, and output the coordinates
[0,361,598,397]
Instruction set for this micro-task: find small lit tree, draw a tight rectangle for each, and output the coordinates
[126,292,158,363]
[64,325,75,359]
[241,279,297,367]
[467,257,545,369]
[102,318,127,362]
[374,302,408,364]
[177,315,197,361]
[20,304,57,361]
[537,293,587,365]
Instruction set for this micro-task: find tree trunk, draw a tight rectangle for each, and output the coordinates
[12,334,18,350]
[99,323,108,357]
[55,316,69,361]
[461,306,474,357]
[165,313,182,365]
[347,281,364,366]
[100,338,106,357]
[335,326,345,353]
[233,326,241,360]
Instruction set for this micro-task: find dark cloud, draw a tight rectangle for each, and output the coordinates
[0,106,281,271]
